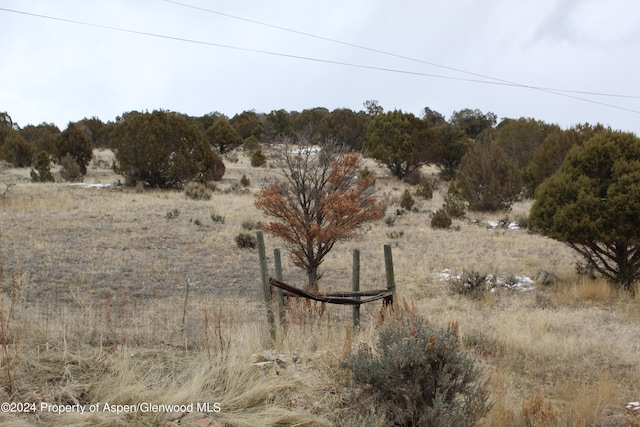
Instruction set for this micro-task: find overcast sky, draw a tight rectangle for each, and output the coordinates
[1,0,639,134]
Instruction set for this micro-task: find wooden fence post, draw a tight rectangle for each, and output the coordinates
[352,249,360,330]
[273,248,286,325]
[384,244,396,306]
[257,231,276,342]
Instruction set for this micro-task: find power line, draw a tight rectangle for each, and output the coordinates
[161,0,640,101]
[1,6,639,115]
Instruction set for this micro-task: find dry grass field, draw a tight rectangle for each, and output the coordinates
[1,149,639,426]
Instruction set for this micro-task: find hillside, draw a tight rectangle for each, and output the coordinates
[0,149,638,426]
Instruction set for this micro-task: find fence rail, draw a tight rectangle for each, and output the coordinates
[269,278,392,306]
[257,231,397,341]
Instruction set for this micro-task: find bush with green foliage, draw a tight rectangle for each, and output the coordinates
[242,135,260,153]
[234,233,257,249]
[431,123,471,180]
[55,122,93,175]
[342,310,489,426]
[431,208,452,229]
[110,110,225,189]
[530,129,640,294]
[60,153,82,182]
[0,132,35,167]
[363,110,434,179]
[206,117,243,154]
[443,182,466,218]
[250,149,267,167]
[457,141,522,211]
[416,176,433,199]
[30,152,54,183]
[399,189,415,211]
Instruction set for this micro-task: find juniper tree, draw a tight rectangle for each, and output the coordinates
[530,129,640,294]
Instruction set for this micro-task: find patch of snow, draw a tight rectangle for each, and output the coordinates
[486,220,520,230]
[69,183,113,188]
[437,269,535,292]
[291,147,321,155]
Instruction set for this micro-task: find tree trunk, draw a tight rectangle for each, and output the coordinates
[614,244,637,296]
[307,268,319,294]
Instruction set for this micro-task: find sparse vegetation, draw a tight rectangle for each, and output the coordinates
[166,208,180,219]
[431,208,452,229]
[234,232,257,249]
[184,182,212,200]
[210,212,225,223]
[449,270,491,299]
[241,219,261,230]
[399,188,415,211]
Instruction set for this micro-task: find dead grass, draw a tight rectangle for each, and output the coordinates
[1,150,639,426]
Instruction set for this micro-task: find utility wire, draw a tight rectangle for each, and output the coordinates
[1,6,639,115]
[161,0,640,101]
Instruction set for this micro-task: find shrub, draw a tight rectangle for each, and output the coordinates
[234,233,257,249]
[384,215,396,227]
[241,220,261,231]
[402,169,422,186]
[166,208,179,219]
[342,311,489,426]
[242,135,260,153]
[1,132,35,167]
[240,174,250,188]
[30,152,54,183]
[110,110,225,189]
[359,166,376,184]
[210,213,225,224]
[515,214,529,229]
[399,189,415,211]
[184,182,212,200]
[443,182,466,218]
[457,141,522,212]
[431,208,452,229]
[251,149,267,167]
[55,122,93,175]
[59,153,82,182]
[449,270,491,299]
[416,177,433,199]
[386,230,404,239]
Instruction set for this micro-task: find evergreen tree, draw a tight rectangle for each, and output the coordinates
[530,129,640,294]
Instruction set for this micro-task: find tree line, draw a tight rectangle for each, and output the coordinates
[0,103,610,203]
